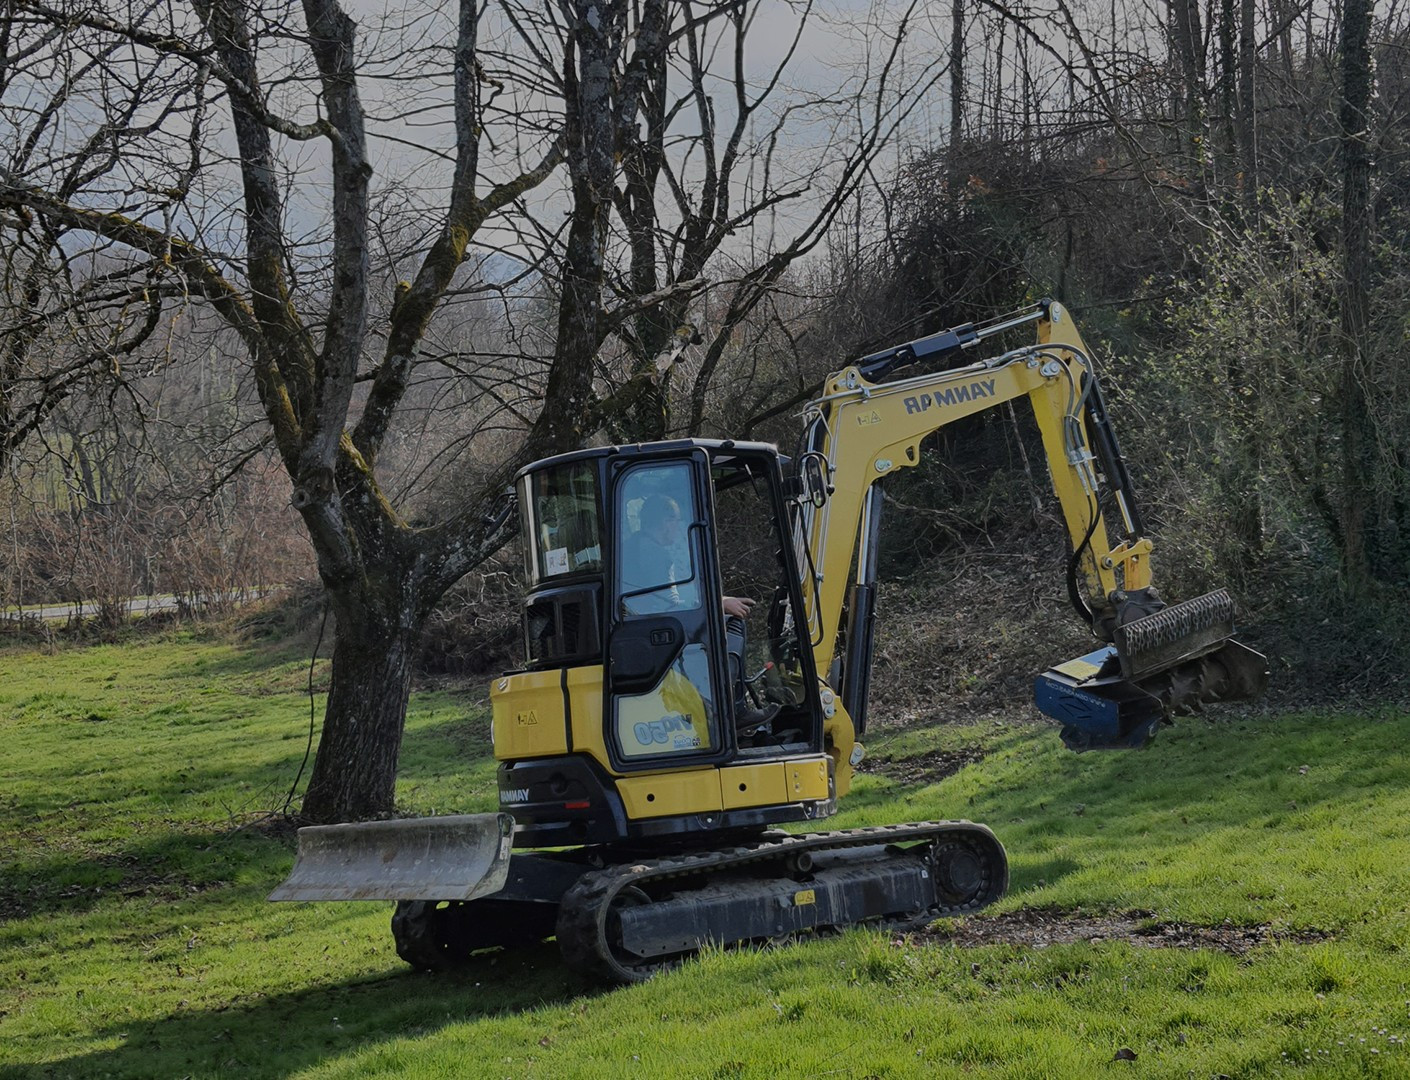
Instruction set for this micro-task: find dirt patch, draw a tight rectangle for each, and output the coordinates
[863,531,1098,729]
[860,496,1410,728]
[917,907,1330,957]
[860,747,987,784]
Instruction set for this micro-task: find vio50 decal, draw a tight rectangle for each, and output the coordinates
[634,712,701,749]
[903,378,997,414]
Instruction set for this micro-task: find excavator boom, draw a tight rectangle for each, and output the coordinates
[791,300,1267,750]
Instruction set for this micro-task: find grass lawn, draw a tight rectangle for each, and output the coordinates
[2,630,1408,1078]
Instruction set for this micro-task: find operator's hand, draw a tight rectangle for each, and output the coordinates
[722,595,754,619]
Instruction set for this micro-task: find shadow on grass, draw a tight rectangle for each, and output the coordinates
[19,944,588,1080]
[1007,856,1082,891]
[1,826,295,923]
[162,635,325,682]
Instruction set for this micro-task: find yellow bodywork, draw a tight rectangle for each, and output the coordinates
[615,759,829,818]
[493,666,833,820]
[800,302,1148,678]
[491,669,567,758]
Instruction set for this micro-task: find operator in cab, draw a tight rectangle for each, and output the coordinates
[620,493,755,621]
[620,491,776,732]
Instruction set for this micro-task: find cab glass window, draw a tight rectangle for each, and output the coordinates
[612,459,719,761]
[712,457,809,713]
[616,462,702,614]
[522,463,602,584]
[615,644,717,758]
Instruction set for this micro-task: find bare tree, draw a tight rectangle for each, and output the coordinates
[1,0,937,822]
[2,0,562,820]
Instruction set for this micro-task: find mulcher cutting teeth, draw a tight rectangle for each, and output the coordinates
[1114,588,1236,681]
[1035,588,1268,751]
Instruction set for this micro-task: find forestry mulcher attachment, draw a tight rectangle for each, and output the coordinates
[272,301,1267,982]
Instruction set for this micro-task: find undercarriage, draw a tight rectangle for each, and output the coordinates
[390,822,1007,983]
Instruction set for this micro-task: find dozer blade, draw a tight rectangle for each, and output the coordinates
[269,813,514,902]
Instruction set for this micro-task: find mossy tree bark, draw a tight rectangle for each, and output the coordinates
[301,599,418,823]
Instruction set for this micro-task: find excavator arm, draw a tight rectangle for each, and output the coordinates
[792,300,1266,755]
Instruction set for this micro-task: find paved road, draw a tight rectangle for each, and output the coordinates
[1,589,279,622]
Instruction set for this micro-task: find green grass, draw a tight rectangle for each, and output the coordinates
[2,633,1409,1078]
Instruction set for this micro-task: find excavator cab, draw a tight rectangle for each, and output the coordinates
[494,441,831,848]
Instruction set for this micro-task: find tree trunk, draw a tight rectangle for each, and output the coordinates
[1169,0,1207,192]
[530,1,620,459]
[1236,0,1256,204]
[616,0,673,442]
[1337,0,1374,586]
[1217,0,1237,166]
[300,602,419,823]
[950,0,965,177]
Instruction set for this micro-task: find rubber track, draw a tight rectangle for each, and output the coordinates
[391,900,450,971]
[556,821,1006,983]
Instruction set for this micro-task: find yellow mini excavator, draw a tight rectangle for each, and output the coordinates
[271,300,1267,982]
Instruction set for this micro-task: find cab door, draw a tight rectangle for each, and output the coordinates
[606,451,730,769]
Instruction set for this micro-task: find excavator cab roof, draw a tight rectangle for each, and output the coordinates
[514,438,785,481]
